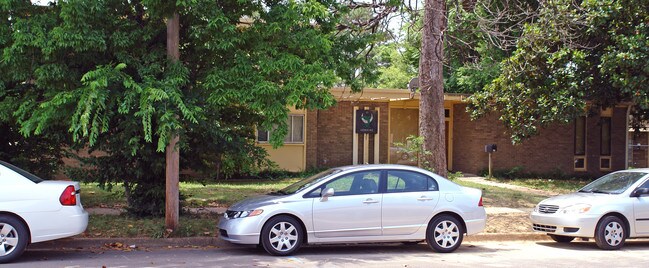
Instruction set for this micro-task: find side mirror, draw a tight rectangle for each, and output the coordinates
[320,188,335,201]
[631,188,649,198]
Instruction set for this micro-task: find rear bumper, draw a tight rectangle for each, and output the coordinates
[465,210,487,235]
[28,207,89,243]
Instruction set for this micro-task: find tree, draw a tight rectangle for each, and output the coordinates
[1,0,388,218]
[417,0,448,176]
[468,0,648,143]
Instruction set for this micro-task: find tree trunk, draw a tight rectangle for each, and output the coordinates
[418,0,447,177]
[165,12,180,231]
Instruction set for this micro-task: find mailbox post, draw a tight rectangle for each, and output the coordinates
[485,144,497,178]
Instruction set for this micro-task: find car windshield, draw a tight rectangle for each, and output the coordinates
[271,168,341,195]
[0,160,44,183]
[579,172,648,194]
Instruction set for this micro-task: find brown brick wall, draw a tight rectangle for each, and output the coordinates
[452,103,627,177]
[610,107,628,171]
[306,101,389,169]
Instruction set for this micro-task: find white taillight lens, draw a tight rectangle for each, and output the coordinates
[59,185,77,206]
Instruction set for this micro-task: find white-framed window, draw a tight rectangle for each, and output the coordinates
[257,114,304,144]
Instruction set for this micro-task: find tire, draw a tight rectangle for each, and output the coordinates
[595,216,626,250]
[0,215,29,264]
[426,215,464,253]
[549,234,575,243]
[260,216,303,256]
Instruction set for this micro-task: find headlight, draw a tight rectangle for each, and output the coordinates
[560,204,591,214]
[227,209,264,219]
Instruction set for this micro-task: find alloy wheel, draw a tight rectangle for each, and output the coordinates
[268,221,298,252]
[434,220,460,249]
[0,223,19,257]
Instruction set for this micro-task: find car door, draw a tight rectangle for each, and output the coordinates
[311,170,382,238]
[633,179,649,234]
[381,170,440,236]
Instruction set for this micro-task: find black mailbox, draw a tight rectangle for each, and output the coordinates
[485,144,497,153]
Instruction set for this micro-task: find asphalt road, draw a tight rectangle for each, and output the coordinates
[6,240,649,268]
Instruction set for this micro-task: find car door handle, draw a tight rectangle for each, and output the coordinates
[363,198,379,204]
[417,196,433,201]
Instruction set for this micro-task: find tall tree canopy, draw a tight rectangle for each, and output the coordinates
[0,0,390,214]
[469,0,648,143]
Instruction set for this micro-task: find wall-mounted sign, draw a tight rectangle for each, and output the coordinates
[356,110,378,134]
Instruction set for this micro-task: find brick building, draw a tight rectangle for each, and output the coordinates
[258,88,631,177]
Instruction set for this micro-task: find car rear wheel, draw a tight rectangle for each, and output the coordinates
[595,216,626,250]
[549,234,575,243]
[426,215,464,253]
[261,216,303,256]
[0,215,29,264]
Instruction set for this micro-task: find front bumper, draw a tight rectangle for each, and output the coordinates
[530,211,599,237]
[217,215,265,245]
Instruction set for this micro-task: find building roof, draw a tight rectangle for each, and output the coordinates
[330,87,469,103]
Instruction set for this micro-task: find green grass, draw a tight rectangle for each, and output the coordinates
[81,179,299,209]
[488,177,593,194]
[84,214,219,238]
[181,179,298,207]
[455,180,547,208]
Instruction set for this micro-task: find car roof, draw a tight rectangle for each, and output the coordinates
[333,164,428,172]
[621,168,649,173]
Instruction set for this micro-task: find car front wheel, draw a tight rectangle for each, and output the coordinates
[260,216,303,256]
[549,234,575,243]
[426,215,464,253]
[0,215,29,264]
[594,215,626,250]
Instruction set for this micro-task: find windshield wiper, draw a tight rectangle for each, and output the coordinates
[578,189,592,193]
[268,190,287,195]
[591,190,611,194]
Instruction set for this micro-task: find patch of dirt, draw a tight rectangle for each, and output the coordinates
[485,213,533,233]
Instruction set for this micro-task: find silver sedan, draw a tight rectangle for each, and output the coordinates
[218,164,486,255]
[531,169,649,249]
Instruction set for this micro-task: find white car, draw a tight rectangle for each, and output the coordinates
[531,169,649,249]
[0,161,88,263]
[218,164,486,255]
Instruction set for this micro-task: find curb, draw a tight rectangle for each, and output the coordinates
[28,233,550,251]
[465,232,550,242]
[28,237,229,251]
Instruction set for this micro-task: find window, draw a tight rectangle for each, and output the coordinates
[256,114,304,143]
[309,171,380,197]
[386,170,438,193]
[285,115,304,143]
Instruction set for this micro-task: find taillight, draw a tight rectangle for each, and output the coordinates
[478,196,483,207]
[59,185,77,206]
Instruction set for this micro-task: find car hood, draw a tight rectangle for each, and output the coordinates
[539,192,619,207]
[228,194,286,211]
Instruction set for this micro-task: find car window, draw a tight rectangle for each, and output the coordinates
[639,179,649,189]
[0,160,44,183]
[580,172,648,194]
[309,170,380,197]
[387,170,438,193]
